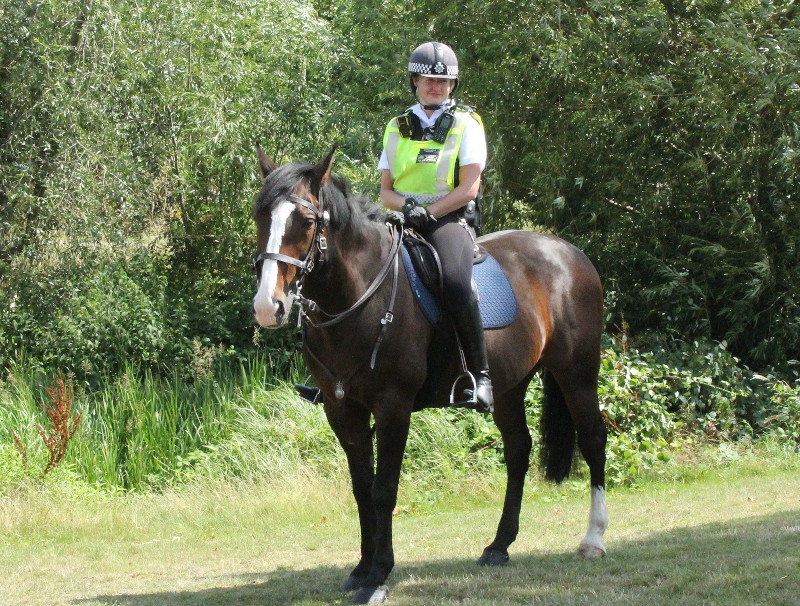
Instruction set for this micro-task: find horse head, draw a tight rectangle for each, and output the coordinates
[252,146,334,327]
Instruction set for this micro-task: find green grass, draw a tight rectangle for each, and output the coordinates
[2,448,798,605]
[3,341,800,494]
[2,349,800,604]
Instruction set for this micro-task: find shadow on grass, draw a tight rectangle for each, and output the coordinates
[77,510,800,605]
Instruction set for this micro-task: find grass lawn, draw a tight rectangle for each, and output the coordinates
[2,452,799,605]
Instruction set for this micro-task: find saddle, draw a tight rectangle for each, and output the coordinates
[402,232,442,299]
[294,230,518,409]
[401,230,517,330]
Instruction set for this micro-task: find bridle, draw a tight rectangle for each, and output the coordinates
[252,190,402,332]
[253,188,404,400]
[253,189,403,398]
[252,193,329,284]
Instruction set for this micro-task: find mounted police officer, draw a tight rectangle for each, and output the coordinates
[378,41,494,414]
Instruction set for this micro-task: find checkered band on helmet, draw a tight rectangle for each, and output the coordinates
[408,61,458,77]
[407,42,459,80]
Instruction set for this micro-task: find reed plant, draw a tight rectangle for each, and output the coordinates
[1,338,798,497]
[0,353,307,492]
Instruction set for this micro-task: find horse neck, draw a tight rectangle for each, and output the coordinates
[304,220,391,313]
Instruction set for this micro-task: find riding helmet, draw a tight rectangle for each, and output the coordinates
[407,41,459,96]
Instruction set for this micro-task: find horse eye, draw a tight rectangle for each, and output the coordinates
[303,218,316,230]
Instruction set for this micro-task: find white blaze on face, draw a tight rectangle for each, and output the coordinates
[254,200,295,326]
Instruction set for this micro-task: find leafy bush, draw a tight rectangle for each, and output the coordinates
[2,337,800,494]
[0,0,342,378]
[763,380,800,446]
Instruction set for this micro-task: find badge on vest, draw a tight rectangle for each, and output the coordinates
[417,148,440,163]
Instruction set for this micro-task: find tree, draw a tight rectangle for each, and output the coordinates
[324,0,800,370]
[0,0,341,376]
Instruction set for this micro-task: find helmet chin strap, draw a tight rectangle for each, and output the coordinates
[421,98,455,111]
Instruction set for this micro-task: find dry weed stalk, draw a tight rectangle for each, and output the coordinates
[12,379,82,478]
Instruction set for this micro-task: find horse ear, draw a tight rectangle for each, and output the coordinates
[256,143,277,178]
[311,147,336,191]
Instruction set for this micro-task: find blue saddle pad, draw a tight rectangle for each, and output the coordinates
[400,245,518,329]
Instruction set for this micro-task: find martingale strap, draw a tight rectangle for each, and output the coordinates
[298,225,403,399]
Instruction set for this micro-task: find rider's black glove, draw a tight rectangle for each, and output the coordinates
[402,198,436,231]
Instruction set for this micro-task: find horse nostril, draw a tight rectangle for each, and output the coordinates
[274,299,285,323]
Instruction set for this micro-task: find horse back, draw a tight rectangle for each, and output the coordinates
[478,230,603,387]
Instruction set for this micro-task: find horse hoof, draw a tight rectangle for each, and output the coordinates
[477,548,510,566]
[351,585,389,604]
[577,542,606,560]
[341,575,366,592]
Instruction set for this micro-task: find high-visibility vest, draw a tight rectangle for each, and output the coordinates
[382,108,483,206]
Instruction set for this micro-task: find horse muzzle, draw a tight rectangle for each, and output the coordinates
[253,293,294,328]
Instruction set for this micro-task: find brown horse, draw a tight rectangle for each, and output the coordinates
[251,148,608,604]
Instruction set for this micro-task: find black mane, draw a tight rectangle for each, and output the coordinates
[253,161,386,235]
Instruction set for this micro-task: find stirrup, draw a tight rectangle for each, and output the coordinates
[449,371,494,414]
[449,371,478,407]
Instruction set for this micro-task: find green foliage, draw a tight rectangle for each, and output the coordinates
[0,0,342,377]
[764,378,800,445]
[3,338,799,494]
[3,0,800,497]
[596,333,800,485]
[3,0,800,376]
[325,0,800,370]
[0,443,30,492]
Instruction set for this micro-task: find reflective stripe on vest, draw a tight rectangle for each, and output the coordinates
[383,110,478,206]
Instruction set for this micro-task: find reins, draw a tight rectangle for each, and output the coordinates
[299,224,402,387]
[297,225,401,329]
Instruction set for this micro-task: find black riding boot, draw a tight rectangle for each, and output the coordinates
[294,383,322,404]
[451,293,494,414]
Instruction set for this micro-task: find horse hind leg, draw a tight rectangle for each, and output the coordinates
[478,381,532,566]
[578,485,608,560]
[541,369,608,559]
[574,400,608,559]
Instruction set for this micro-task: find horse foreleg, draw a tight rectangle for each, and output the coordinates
[324,402,377,592]
[479,386,531,566]
[349,404,411,605]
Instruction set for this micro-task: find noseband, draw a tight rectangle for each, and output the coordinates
[252,193,329,280]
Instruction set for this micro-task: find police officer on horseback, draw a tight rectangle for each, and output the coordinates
[379,41,494,414]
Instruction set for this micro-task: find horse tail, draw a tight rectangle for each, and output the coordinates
[539,369,575,483]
